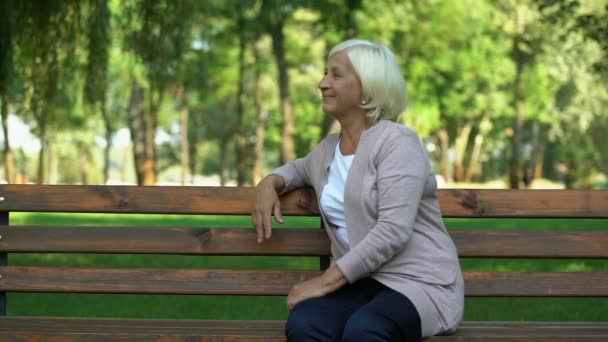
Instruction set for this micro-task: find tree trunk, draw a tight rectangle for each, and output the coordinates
[47,139,57,184]
[509,11,525,190]
[453,120,473,182]
[437,128,450,182]
[219,137,230,186]
[145,93,159,185]
[529,121,542,181]
[465,115,490,182]
[234,14,247,186]
[102,104,113,185]
[1,95,14,183]
[17,149,27,184]
[251,38,266,186]
[36,147,44,184]
[510,94,524,189]
[121,148,129,183]
[534,141,544,180]
[128,82,156,185]
[188,110,200,184]
[465,134,484,183]
[269,21,294,164]
[79,145,89,185]
[180,105,189,185]
[35,118,46,184]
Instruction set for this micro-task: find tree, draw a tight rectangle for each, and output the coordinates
[260,0,297,164]
[312,0,363,138]
[251,34,270,185]
[494,0,549,188]
[122,0,195,185]
[13,1,85,184]
[539,0,608,182]
[84,0,111,184]
[0,0,16,183]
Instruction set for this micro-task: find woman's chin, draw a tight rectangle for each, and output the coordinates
[322,105,335,115]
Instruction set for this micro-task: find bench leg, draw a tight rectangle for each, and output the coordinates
[0,211,7,316]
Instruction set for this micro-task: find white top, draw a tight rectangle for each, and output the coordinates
[320,139,354,246]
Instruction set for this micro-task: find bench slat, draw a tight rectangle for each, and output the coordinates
[452,230,608,258]
[0,226,330,256]
[0,185,317,216]
[1,185,607,218]
[0,317,286,341]
[2,226,607,258]
[0,332,279,342]
[0,266,320,295]
[439,189,608,218]
[1,317,608,341]
[465,271,608,297]
[1,267,607,297]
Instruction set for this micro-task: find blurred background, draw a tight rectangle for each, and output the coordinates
[0,0,606,189]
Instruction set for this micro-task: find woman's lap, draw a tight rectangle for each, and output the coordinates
[286,278,421,341]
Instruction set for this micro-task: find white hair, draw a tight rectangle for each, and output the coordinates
[329,39,407,122]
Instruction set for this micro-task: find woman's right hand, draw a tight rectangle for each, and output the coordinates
[252,175,285,243]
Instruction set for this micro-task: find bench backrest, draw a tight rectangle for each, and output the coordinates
[0,185,607,316]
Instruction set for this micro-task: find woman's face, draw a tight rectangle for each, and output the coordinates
[319,51,364,118]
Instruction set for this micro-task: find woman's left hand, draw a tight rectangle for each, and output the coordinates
[287,266,348,311]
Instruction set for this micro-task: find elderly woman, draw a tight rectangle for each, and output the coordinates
[252,39,463,341]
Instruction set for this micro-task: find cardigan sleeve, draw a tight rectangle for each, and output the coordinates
[269,133,337,194]
[269,155,312,195]
[336,129,430,283]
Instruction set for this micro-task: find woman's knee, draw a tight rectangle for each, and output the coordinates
[285,309,311,339]
[341,312,388,341]
[285,300,341,341]
[341,311,421,342]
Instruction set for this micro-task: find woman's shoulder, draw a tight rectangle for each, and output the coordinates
[369,120,420,143]
[308,132,340,157]
[317,132,340,148]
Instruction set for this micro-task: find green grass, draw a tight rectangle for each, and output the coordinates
[4,213,608,321]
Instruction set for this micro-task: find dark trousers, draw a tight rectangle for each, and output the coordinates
[286,277,421,342]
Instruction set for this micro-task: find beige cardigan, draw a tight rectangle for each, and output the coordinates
[271,120,463,335]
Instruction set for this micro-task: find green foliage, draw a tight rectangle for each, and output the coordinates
[122,1,195,95]
[84,0,110,108]
[0,0,605,186]
[0,0,16,97]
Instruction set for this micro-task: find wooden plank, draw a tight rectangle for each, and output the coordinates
[1,267,607,297]
[0,317,286,341]
[439,189,608,218]
[0,266,321,295]
[0,318,607,341]
[0,185,318,216]
[0,211,6,316]
[0,185,607,218]
[0,317,286,335]
[0,226,330,256]
[451,230,608,258]
[429,321,608,341]
[2,227,606,258]
[464,272,608,297]
[0,334,281,342]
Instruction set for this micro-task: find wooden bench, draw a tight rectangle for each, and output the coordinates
[0,184,606,341]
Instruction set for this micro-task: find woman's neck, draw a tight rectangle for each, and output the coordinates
[338,115,371,156]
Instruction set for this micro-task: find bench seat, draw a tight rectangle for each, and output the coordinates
[2,317,608,341]
[0,185,606,341]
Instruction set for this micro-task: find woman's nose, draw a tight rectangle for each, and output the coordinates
[319,76,329,89]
